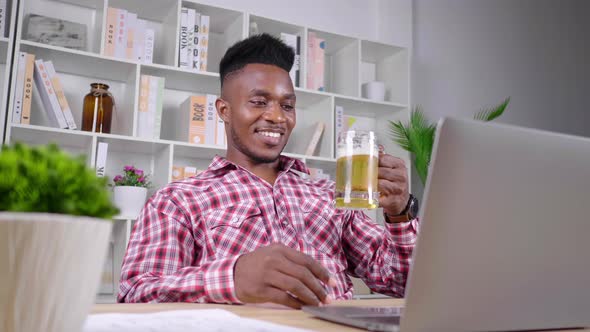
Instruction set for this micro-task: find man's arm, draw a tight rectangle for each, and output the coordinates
[117,195,241,304]
[342,211,419,298]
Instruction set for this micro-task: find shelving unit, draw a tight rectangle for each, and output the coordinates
[1,0,17,142]
[3,0,411,302]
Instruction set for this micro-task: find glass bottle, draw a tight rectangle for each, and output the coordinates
[82,83,114,133]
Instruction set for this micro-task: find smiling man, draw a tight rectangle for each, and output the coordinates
[118,34,420,308]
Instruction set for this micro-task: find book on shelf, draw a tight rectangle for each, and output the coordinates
[178,7,190,69]
[12,52,26,124]
[304,121,325,156]
[33,59,68,129]
[12,52,35,124]
[95,142,108,177]
[184,166,198,178]
[25,14,87,50]
[197,14,209,72]
[104,7,154,63]
[280,33,301,87]
[178,7,209,72]
[178,94,224,146]
[306,32,326,91]
[45,61,77,129]
[0,0,6,38]
[137,75,165,139]
[20,54,35,125]
[172,165,204,181]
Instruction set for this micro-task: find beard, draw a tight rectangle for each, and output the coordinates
[230,126,284,164]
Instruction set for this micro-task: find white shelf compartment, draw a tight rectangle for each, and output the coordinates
[334,96,410,165]
[284,89,333,159]
[108,0,179,67]
[24,0,105,53]
[181,1,245,74]
[171,142,226,181]
[97,134,172,196]
[361,39,409,106]
[307,29,359,98]
[18,40,139,136]
[9,124,96,164]
[140,64,221,142]
[247,14,305,88]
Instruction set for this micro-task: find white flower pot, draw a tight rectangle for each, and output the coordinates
[113,186,148,218]
[0,213,112,332]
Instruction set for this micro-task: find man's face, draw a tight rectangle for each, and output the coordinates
[220,63,296,164]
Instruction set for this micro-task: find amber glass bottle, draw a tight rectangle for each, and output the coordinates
[82,83,114,133]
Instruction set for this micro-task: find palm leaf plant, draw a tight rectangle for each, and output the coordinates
[389,97,510,185]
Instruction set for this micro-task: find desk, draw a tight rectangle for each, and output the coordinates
[93,299,588,332]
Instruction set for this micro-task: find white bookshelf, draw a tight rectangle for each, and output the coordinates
[0,0,17,143]
[3,0,412,302]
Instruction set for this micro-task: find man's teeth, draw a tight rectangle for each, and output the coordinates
[259,131,281,138]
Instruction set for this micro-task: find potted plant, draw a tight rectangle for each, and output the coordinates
[390,97,510,185]
[0,143,118,332]
[111,165,151,218]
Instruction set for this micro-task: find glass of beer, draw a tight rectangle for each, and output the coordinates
[335,130,379,209]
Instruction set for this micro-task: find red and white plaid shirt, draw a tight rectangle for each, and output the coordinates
[118,155,419,303]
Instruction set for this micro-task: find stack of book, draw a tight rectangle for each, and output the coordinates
[178,94,225,146]
[178,7,210,72]
[280,33,301,87]
[0,0,8,38]
[104,7,154,63]
[137,74,165,139]
[172,165,204,181]
[13,53,77,129]
[306,32,326,91]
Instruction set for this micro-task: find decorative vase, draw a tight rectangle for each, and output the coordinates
[82,83,114,133]
[112,186,148,218]
[0,213,112,332]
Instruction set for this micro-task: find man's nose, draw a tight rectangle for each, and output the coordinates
[263,102,286,123]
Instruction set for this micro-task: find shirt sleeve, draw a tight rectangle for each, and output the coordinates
[117,193,242,304]
[341,211,419,298]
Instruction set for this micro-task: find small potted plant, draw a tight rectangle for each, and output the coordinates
[0,143,118,332]
[111,165,151,218]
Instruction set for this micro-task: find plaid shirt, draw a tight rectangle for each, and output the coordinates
[118,155,419,303]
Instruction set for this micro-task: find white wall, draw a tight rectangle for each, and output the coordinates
[199,0,413,47]
[413,0,590,137]
[412,0,590,196]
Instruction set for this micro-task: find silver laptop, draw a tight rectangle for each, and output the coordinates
[304,118,590,332]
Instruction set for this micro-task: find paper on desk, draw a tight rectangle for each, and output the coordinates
[83,309,313,332]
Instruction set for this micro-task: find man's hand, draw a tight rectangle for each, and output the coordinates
[378,152,410,216]
[234,243,336,309]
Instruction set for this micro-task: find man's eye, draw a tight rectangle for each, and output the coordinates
[282,104,295,111]
[250,100,267,106]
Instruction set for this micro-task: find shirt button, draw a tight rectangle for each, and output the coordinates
[282,221,289,226]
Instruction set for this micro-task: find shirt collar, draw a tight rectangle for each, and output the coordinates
[208,155,309,175]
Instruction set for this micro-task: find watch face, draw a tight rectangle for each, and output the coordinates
[409,196,419,219]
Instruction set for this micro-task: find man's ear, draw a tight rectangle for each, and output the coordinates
[216,97,230,123]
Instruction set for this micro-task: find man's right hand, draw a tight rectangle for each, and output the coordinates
[234,243,337,309]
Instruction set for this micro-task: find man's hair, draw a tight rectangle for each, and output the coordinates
[219,33,295,88]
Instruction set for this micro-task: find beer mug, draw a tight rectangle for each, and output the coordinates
[335,130,379,209]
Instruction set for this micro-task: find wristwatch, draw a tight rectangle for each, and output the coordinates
[385,194,419,224]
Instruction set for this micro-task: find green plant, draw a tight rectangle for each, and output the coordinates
[112,165,151,188]
[0,143,118,219]
[389,97,511,185]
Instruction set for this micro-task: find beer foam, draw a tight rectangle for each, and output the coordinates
[336,145,378,158]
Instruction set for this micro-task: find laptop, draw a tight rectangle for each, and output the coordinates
[303,118,590,332]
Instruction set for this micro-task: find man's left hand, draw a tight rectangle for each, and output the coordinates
[378,152,410,216]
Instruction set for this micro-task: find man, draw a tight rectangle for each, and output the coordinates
[118,34,419,309]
